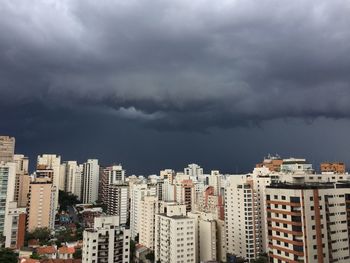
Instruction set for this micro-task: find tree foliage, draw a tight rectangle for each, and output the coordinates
[59,190,79,211]
[0,248,18,263]
[26,227,52,245]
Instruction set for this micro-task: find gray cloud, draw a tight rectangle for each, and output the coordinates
[1,0,350,130]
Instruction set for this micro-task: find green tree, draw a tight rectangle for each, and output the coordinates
[130,239,136,261]
[252,254,268,263]
[26,227,52,245]
[73,248,82,259]
[145,251,155,261]
[30,252,41,259]
[59,190,79,211]
[0,248,18,263]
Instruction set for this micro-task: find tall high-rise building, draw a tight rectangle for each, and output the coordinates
[0,136,15,162]
[0,161,27,249]
[184,163,203,181]
[100,165,126,205]
[37,154,61,211]
[82,159,100,204]
[225,171,272,263]
[107,183,129,225]
[60,161,82,198]
[175,179,195,212]
[188,211,226,263]
[13,154,30,207]
[155,204,196,263]
[139,195,158,250]
[27,175,56,232]
[266,182,350,263]
[130,183,156,239]
[82,215,130,263]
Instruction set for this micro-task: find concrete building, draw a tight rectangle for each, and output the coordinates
[0,136,15,162]
[37,154,61,211]
[266,182,350,263]
[0,161,26,249]
[0,162,16,234]
[320,162,346,174]
[139,195,158,250]
[188,212,223,263]
[82,215,130,263]
[107,183,129,225]
[225,170,272,262]
[280,158,313,174]
[100,165,126,205]
[184,163,203,181]
[60,161,82,198]
[3,202,26,249]
[27,176,56,231]
[256,154,283,172]
[208,170,222,196]
[13,154,30,207]
[155,203,196,263]
[196,186,224,220]
[175,179,195,212]
[82,159,100,204]
[130,183,156,239]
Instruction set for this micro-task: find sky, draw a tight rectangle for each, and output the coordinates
[1,0,350,175]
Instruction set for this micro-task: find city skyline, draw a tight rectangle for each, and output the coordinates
[2,1,350,174]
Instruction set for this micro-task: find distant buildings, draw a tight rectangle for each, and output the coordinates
[0,135,15,162]
[320,162,346,174]
[5,133,350,263]
[82,159,100,204]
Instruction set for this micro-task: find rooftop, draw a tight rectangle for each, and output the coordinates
[268,181,350,190]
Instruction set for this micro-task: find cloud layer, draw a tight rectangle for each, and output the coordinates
[1,0,350,131]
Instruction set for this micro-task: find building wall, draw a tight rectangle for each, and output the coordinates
[82,159,100,204]
[266,184,350,263]
[0,136,15,162]
[27,180,55,231]
[139,196,157,250]
[82,216,130,263]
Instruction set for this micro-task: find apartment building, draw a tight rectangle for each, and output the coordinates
[225,169,272,262]
[138,195,158,250]
[82,215,130,263]
[107,183,129,225]
[27,176,56,231]
[266,182,350,263]
[0,136,15,162]
[0,161,26,249]
[155,204,196,263]
[320,162,346,174]
[130,183,156,239]
[82,159,100,204]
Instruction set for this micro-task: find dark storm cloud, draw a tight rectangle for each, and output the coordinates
[1,0,350,130]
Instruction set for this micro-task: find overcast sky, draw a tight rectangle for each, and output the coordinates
[1,0,350,174]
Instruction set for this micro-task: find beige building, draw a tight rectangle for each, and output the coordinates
[139,195,158,250]
[0,161,26,249]
[266,182,350,263]
[155,204,196,263]
[37,154,61,211]
[0,136,15,162]
[188,211,226,263]
[27,176,56,232]
[13,154,30,207]
[225,168,272,262]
